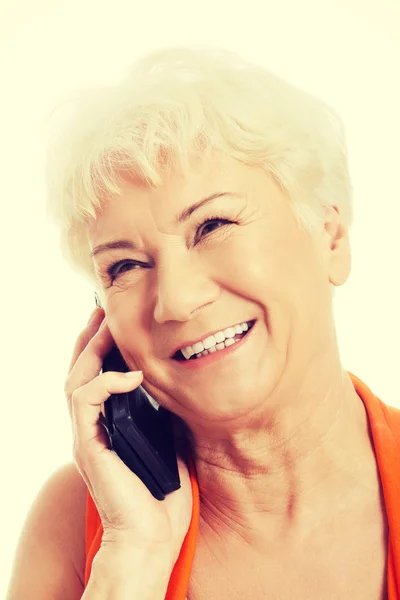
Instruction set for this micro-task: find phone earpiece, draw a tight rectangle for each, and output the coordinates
[94,292,102,308]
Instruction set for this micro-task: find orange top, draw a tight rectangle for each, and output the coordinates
[84,373,400,598]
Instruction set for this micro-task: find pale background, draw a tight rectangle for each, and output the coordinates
[1,0,399,594]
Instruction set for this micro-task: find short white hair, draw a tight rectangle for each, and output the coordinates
[44,45,353,283]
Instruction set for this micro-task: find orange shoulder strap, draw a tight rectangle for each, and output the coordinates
[349,372,400,599]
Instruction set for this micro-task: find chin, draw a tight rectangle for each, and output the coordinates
[183,382,271,425]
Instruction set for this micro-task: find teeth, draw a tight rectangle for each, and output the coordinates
[223,327,236,339]
[203,335,216,349]
[192,341,204,354]
[178,320,253,360]
[181,346,193,360]
[191,337,240,358]
[214,331,225,343]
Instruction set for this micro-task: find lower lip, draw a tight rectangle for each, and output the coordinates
[173,321,257,369]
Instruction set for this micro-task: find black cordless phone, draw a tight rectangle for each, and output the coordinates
[95,295,181,500]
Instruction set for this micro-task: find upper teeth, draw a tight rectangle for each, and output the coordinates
[180,321,250,359]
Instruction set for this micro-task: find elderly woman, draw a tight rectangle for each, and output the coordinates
[6,47,399,600]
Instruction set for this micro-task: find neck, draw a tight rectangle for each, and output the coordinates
[191,363,378,551]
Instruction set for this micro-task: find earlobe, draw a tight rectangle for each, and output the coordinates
[324,206,351,287]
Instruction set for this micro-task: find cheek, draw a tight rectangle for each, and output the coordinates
[209,229,305,299]
[106,300,152,366]
[209,227,325,341]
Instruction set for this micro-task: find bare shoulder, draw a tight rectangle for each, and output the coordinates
[34,462,88,576]
[6,462,88,600]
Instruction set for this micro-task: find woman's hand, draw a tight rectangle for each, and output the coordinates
[64,308,193,566]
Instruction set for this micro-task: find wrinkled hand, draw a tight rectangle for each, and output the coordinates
[64,308,193,564]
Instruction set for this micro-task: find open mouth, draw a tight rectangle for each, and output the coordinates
[172,319,256,361]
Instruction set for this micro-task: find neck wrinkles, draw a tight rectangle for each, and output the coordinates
[191,369,376,549]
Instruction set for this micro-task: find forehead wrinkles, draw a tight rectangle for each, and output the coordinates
[95,184,187,241]
[88,198,188,260]
[89,155,252,248]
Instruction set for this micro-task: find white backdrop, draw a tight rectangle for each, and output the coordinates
[1,0,399,595]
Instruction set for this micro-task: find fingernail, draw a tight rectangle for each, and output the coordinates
[124,370,143,377]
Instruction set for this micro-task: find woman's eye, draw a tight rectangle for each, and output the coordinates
[107,260,144,281]
[196,218,232,241]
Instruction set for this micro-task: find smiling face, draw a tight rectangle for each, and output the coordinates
[88,155,351,430]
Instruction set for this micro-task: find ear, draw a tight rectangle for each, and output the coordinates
[323,206,351,287]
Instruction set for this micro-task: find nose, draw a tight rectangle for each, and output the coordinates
[153,253,220,323]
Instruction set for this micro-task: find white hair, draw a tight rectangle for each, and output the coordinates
[44,45,353,283]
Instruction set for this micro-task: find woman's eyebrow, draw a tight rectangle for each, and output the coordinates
[91,192,245,258]
[175,192,245,225]
[91,239,138,258]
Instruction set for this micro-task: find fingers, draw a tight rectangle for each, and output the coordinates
[65,308,145,508]
[68,307,105,373]
[65,312,115,418]
[71,369,143,456]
